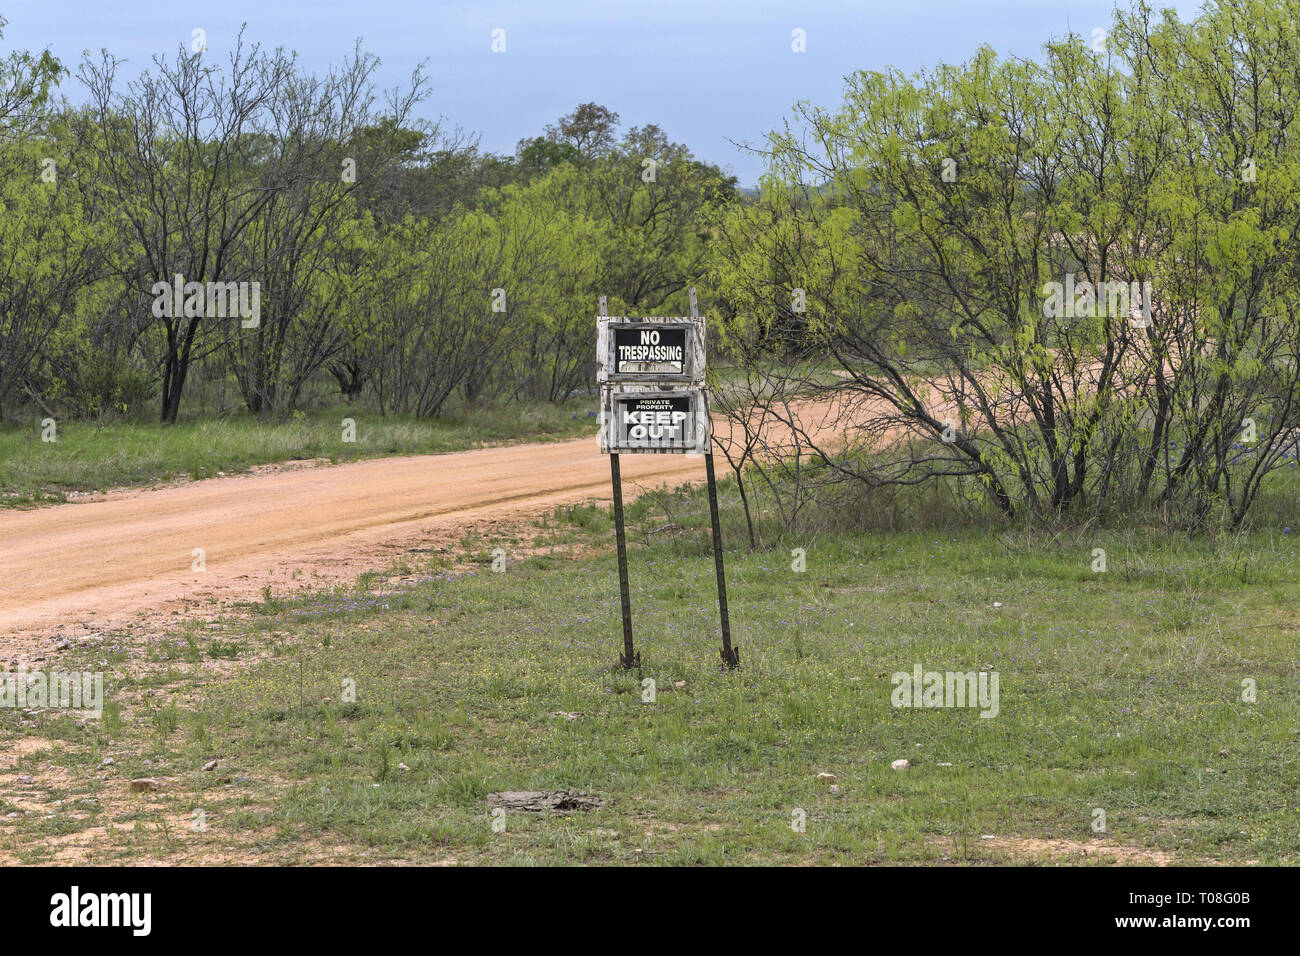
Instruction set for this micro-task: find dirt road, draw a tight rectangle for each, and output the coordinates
[0,437,710,654]
[0,384,939,657]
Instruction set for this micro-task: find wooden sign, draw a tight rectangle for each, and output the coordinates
[614,324,686,375]
[597,316,704,384]
[599,386,709,455]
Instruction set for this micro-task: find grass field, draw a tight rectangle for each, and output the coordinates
[3,481,1298,865]
[0,400,600,508]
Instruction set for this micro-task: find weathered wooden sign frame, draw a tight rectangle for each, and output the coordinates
[598,289,736,670]
[599,386,710,455]
[597,315,705,385]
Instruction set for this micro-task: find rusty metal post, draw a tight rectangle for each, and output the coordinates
[704,452,738,667]
[610,452,638,668]
[600,293,637,668]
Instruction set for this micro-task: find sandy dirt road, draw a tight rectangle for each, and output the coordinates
[0,436,713,655]
[0,383,943,659]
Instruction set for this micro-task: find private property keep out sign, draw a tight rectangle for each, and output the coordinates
[620,396,689,441]
[604,391,706,452]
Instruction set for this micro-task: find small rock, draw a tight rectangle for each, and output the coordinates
[815,772,836,783]
[101,757,114,767]
[54,637,71,651]
[397,762,409,772]
[937,762,953,767]
[16,774,34,784]
[129,778,161,793]
[674,681,686,688]
[891,759,912,771]
[1218,749,1229,758]
[201,759,219,772]
[992,602,1003,609]
[829,784,840,794]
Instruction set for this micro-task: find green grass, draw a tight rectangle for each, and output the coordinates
[0,400,600,507]
[3,487,1298,865]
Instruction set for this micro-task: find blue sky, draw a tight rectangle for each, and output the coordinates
[2,0,1205,186]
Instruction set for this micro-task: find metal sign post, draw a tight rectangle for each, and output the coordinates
[610,450,638,668]
[598,288,737,669]
[691,287,738,668]
[601,296,640,668]
[704,452,737,666]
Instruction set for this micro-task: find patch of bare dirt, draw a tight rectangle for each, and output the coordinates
[939,834,1208,866]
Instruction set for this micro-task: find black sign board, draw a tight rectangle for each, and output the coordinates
[611,393,696,450]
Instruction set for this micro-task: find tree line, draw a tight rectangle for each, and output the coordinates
[0,25,738,424]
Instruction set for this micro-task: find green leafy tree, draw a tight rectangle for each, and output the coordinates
[712,0,1300,528]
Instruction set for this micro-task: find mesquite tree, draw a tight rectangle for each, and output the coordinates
[712,0,1300,529]
[77,32,426,422]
